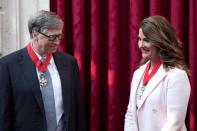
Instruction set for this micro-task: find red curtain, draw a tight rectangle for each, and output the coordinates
[50,0,197,130]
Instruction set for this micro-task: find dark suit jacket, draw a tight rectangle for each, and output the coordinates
[0,47,84,131]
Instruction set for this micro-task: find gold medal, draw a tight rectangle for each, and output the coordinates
[141,86,145,91]
[39,72,48,87]
[136,85,146,100]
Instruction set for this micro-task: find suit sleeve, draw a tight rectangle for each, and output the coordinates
[73,59,84,131]
[0,60,13,131]
[161,70,190,131]
[124,72,138,131]
[124,84,134,131]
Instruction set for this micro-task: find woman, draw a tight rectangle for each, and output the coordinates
[124,15,190,131]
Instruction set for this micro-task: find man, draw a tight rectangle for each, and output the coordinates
[0,10,84,131]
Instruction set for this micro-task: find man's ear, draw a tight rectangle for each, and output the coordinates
[32,31,39,42]
[32,31,38,38]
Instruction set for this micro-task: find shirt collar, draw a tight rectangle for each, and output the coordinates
[30,43,53,65]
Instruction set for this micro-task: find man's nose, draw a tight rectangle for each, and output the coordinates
[52,39,61,45]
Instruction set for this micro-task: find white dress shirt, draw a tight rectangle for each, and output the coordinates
[32,47,64,124]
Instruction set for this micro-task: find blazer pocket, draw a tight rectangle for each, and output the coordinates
[152,108,158,114]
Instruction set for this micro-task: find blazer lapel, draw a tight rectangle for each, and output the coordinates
[131,66,145,95]
[53,53,70,123]
[137,64,167,110]
[131,65,146,103]
[19,48,45,116]
[130,65,146,124]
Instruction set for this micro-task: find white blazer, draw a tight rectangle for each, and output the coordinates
[124,63,190,131]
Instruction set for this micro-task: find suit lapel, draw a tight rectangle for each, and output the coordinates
[129,65,146,124]
[19,48,45,115]
[131,65,146,102]
[53,53,70,123]
[137,64,167,110]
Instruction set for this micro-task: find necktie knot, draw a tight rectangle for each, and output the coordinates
[40,57,46,63]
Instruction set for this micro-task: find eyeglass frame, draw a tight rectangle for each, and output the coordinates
[37,31,64,41]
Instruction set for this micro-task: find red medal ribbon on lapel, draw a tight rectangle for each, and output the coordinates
[27,43,52,72]
[142,60,161,86]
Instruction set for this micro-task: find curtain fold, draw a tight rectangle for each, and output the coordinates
[189,0,197,130]
[50,0,197,130]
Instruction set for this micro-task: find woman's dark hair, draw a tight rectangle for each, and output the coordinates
[140,15,189,75]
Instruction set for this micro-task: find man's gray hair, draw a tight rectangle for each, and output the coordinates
[28,10,64,38]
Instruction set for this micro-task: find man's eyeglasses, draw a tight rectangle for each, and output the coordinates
[38,31,64,41]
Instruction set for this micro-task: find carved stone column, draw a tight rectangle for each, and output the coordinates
[0,0,49,57]
[0,0,4,56]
